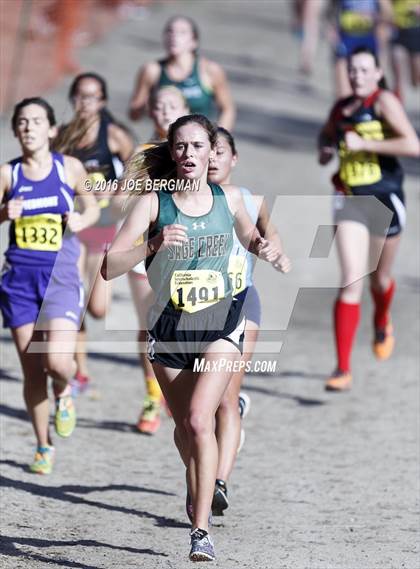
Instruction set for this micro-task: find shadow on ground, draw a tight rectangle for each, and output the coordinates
[0,534,168,568]
[0,474,189,530]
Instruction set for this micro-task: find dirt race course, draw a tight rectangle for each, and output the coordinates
[0,2,419,568]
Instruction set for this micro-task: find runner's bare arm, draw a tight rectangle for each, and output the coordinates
[206,60,236,131]
[106,125,136,220]
[256,197,291,273]
[0,163,11,199]
[108,123,135,161]
[378,0,393,23]
[0,163,24,223]
[345,91,420,157]
[256,197,282,246]
[64,155,100,231]
[128,62,161,121]
[223,184,281,262]
[318,101,341,165]
[223,184,258,250]
[102,192,168,280]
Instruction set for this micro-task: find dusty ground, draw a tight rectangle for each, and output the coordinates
[1,2,419,568]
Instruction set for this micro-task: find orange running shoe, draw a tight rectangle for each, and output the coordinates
[373,322,394,361]
[325,370,352,392]
[136,396,161,435]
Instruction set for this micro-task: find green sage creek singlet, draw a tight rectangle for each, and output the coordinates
[146,183,234,313]
[157,58,215,118]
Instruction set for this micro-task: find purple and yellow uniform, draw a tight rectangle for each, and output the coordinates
[0,152,83,328]
[334,0,380,58]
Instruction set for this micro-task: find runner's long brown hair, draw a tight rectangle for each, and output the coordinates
[123,114,217,197]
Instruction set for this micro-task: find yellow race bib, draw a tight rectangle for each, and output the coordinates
[393,0,420,28]
[89,171,106,186]
[339,10,374,33]
[76,172,107,213]
[97,197,110,209]
[15,213,63,252]
[170,270,225,313]
[89,172,110,209]
[339,120,384,186]
[228,255,247,295]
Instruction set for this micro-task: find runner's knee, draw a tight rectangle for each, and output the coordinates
[184,411,213,439]
[87,301,107,319]
[370,271,392,292]
[217,390,239,414]
[44,355,73,381]
[339,278,363,302]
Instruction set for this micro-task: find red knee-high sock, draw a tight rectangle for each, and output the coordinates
[334,300,360,373]
[371,280,395,329]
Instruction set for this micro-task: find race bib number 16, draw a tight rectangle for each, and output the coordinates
[228,255,247,295]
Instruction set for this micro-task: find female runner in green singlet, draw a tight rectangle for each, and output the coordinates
[128,15,235,129]
[128,86,189,434]
[102,114,285,562]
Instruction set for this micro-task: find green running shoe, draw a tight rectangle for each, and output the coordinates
[55,395,76,438]
[29,445,55,475]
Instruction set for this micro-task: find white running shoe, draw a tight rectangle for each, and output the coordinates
[238,392,251,419]
[237,428,245,454]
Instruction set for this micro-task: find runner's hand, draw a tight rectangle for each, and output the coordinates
[256,237,282,263]
[129,106,141,121]
[5,197,24,220]
[273,253,291,273]
[319,145,334,165]
[150,224,188,252]
[64,212,84,233]
[345,131,366,152]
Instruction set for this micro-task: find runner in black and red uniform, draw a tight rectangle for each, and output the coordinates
[318,47,419,391]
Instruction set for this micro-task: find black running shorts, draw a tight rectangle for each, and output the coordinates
[333,190,406,237]
[392,27,420,54]
[146,295,246,369]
